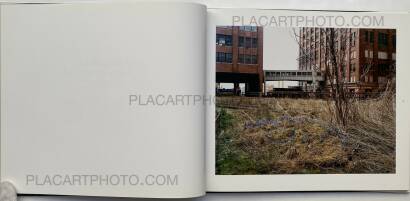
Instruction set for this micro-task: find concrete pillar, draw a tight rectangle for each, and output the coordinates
[263,81,267,96]
[234,83,240,96]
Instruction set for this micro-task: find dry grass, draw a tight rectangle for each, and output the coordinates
[215,94,395,174]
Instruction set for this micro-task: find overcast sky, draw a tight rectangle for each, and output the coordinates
[263,27,300,87]
[263,27,299,71]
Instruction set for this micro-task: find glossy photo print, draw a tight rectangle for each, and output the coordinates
[215,26,396,175]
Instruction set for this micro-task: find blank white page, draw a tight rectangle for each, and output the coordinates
[1,2,206,198]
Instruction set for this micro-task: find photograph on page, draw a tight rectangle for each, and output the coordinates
[215,26,396,175]
[206,9,409,191]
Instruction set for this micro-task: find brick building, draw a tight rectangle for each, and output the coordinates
[298,28,396,92]
[216,26,264,94]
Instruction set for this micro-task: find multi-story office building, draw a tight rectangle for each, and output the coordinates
[298,28,396,92]
[216,26,264,94]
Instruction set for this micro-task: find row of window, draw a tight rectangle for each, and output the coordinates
[337,73,390,84]
[216,34,258,48]
[301,30,358,47]
[239,37,258,48]
[216,52,258,64]
[267,71,320,77]
[378,33,388,47]
[364,31,396,48]
[347,62,393,75]
[358,64,394,81]
[301,31,396,52]
[364,31,374,43]
[216,34,232,46]
[216,52,232,63]
[217,26,258,32]
[379,63,394,76]
[365,50,396,60]
[300,49,395,66]
[238,54,258,64]
[239,26,257,32]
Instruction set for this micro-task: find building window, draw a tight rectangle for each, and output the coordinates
[216,52,225,62]
[350,51,356,59]
[238,54,257,64]
[252,38,258,48]
[239,37,257,48]
[364,75,374,83]
[239,26,257,32]
[378,51,388,59]
[365,50,374,58]
[378,64,390,76]
[365,31,375,43]
[370,31,374,43]
[245,55,252,64]
[378,32,388,48]
[238,54,244,63]
[245,38,252,48]
[251,55,257,64]
[216,34,232,46]
[350,63,356,72]
[226,53,232,63]
[350,75,356,83]
[239,37,244,47]
[216,52,232,63]
[216,52,223,62]
[216,34,224,45]
[225,36,232,46]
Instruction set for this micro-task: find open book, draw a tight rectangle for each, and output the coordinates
[1,2,409,198]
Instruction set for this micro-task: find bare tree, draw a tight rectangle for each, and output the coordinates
[324,28,352,127]
[292,28,357,127]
